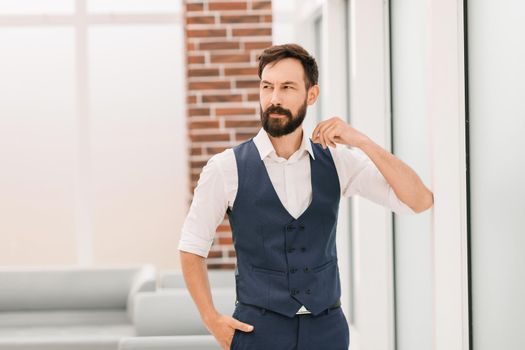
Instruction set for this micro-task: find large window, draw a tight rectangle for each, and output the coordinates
[0,1,187,270]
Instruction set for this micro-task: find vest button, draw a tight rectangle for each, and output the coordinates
[290,267,297,273]
[300,247,306,252]
[287,247,295,253]
[303,267,310,273]
[286,225,296,231]
[291,289,299,295]
[299,224,305,230]
[305,289,311,294]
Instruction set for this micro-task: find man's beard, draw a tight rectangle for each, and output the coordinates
[260,100,307,137]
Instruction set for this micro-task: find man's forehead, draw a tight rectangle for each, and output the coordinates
[260,58,304,84]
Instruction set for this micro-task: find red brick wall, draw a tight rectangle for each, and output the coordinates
[184,0,273,269]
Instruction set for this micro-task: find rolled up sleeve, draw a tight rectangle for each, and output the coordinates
[177,155,229,258]
[333,146,416,215]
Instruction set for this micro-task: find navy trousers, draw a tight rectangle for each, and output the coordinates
[230,303,350,350]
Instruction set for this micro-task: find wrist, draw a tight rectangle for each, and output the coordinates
[202,309,220,325]
[355,135,372,149]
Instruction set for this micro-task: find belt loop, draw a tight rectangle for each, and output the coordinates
[325,307,331,315]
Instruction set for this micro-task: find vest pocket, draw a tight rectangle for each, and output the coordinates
[312,259,336,273]
[251,265,286,276]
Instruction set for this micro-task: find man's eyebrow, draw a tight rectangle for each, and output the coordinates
[260,80,299,86]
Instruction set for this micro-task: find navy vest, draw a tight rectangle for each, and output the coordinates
[227,138,342,318]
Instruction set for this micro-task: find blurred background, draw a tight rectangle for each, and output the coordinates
[0,1,523,350]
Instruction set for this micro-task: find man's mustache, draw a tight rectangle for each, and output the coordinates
[264,106,292,118]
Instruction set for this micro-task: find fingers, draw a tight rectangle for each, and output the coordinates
[311,123,322,142]
[224,320,254,348]
[213,315,254,350]
[312,118,332,142]
[319,125,327,149]
[312,120,329,148]
[324,124,338,148]
[313,120,338,149]
[232,318,254,332]
[223,318,254,350]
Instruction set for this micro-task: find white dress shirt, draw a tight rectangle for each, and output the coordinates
[178,127,416,258]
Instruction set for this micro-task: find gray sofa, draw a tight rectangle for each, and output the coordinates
[118,269,237,350]
[0,264,156,350]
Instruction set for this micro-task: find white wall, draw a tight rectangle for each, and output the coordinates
[390,0,433,349]
[467,0,525,348]
[346,1,397,349]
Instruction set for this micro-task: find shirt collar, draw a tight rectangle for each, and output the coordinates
[252,127,315,161]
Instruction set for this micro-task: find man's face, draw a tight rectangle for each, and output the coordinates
[259,58,310,137]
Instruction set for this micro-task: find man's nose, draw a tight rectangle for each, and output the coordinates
[270,89,283,105]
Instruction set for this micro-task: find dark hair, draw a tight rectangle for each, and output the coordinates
[257,43,319,90]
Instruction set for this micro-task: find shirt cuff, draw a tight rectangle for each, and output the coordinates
[177,234,214,258]
[389,187,418,214]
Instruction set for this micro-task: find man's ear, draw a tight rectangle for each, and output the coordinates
[307,84,320,105]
